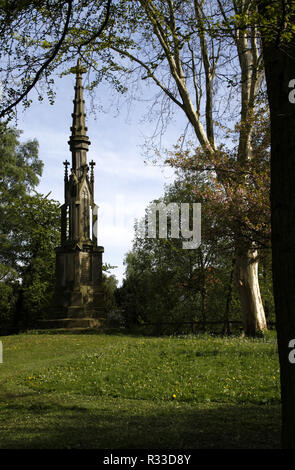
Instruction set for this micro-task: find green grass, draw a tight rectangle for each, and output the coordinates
[0,330,281,449]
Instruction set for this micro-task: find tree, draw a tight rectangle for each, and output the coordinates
[119,170,272,334]
[257,0,295,448]
[166,103,271,334]
[0,123,42,273]
[0,123,60,329]
[84,0,267,335]
[0,122,41,328]
[101,272,118,314]
[12,192,60,329]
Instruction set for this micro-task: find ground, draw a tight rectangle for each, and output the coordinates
[0,330,281,449]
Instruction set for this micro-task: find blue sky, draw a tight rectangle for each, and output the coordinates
[16,74,185,285]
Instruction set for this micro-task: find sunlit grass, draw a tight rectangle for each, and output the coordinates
[20,333,280,404]
[0,331,281,448]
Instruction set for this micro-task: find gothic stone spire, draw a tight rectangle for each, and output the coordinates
[48,59,105,328]
[61,59,98,245]
[68,58,91,174]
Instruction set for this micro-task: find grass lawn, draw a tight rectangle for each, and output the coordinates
[0,330,281,449]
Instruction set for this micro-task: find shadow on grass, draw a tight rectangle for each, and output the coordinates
[0,392,281,449]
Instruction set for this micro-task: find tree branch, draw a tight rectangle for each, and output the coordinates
[109,45,184,109]
[194,0,215,147]
[77,0,112,49]
[0,0,73,119]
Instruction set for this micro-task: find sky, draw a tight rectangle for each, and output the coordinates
[16,73,186,285]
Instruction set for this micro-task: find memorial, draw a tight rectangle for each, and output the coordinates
[47,59,105,329]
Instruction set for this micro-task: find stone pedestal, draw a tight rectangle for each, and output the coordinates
[49,242,105,324]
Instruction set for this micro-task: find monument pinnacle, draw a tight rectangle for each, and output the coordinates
[68,58,90,173]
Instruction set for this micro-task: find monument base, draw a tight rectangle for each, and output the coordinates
[47,243,105,330]
[37,317,103,330]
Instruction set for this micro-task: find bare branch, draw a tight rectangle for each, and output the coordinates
[109,45,184,109]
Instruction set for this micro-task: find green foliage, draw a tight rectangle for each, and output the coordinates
[167,105,271,251]
[101,273,118,314]
[14,193,60,327]
[119,172,236,329]
[254,1,295,45]
[258,250,275,322]
[0,123,60,329]
[119,135,274,331]
[0,279,15,324]
[2,0,291,123]
[0,0,111,118]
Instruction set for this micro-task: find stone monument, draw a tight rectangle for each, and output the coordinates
[47,59,105,329]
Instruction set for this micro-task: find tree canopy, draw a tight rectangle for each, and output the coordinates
[0,0,112,119]
[0,123,60,330]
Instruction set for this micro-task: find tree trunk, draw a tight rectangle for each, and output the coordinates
[259,5,295,447]
[235,249,267,336]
